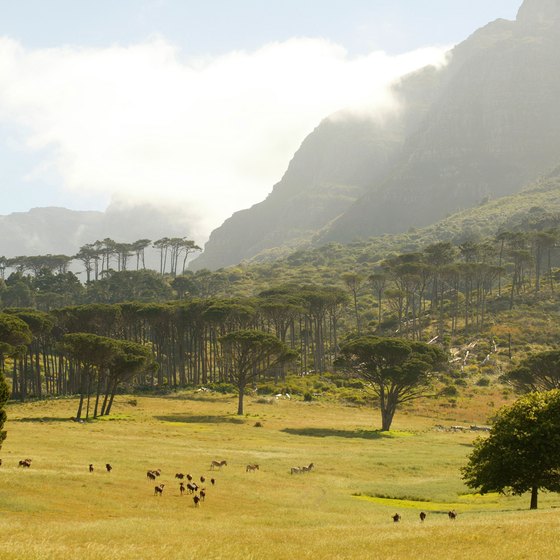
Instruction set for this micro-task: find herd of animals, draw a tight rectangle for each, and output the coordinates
[2,456,461,521]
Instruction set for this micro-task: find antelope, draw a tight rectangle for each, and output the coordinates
[290,466,302,475]
[210,478,216,486]
[392,513,401,523]
[301,463,314,473]
[210,460,227,470]
[19,459,32,468]
[89,464,94,473]
[448,510,457,520]
[179,482,185,496]
[419,512,426,522]
[246,464,259,473]
[154,484,165,496]
[193,495,200,507]
[147,470,157,480]
[105,463,112,473]
[175,473,185,479]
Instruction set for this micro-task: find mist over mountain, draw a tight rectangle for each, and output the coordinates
[192,0,560,270]
[0,204,192,263]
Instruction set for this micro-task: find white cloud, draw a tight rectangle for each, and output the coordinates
[0,36,447,241]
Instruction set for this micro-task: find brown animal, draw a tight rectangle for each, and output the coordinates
[392,513,401,523]
[448,510,457,520]
[186,474,193,481]
[154,484,165,496]
[154,469,161,477]
[19,459,32,468]
[200,488,206,502]
[210,478,216,486]
[200,475,206,483]
[175,473,185,479]
[301,462,314,473]
[105,463,112,473]
[419,511,426,522]
[147,470,157,480]
[179,482,185,496]
[246,464,259,472]
[186,482,197,494]
[193,494,200,507]
[89,464,94,473]
[210,460,227,470]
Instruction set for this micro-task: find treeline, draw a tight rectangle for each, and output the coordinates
[1,285,347,404]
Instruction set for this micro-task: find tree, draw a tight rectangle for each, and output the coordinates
[0,313,32,450]
[462,390,560,509]
[220,329,295,415]
[337,336,446,431]
[506,350,560,393]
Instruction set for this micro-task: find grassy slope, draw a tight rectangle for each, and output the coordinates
[1,393,559,560]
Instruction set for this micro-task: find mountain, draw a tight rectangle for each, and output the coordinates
[0,204,193,262]
[192,0,560,270]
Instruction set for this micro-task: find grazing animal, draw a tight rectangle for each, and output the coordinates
[392,513,401,523]
[19,459,32,468]
[154,469,161,477]
[419,512,426,522]
[175,473,185,479]
[105,463,112,473]
[246,464,259,473]
[200,488,206,501]
[448,510,457,520]
[89,464,94,473]
[290,466,302,475]
[179,482,185,496]
[210,478,216,486]
[147,470,157,480]
[210,460,227,470]
[200,476,206,483]
[193,494,200,507]
[186,474,193,481]
[186,482,197,494]
[301,462,314,473]
[154,484,165,496]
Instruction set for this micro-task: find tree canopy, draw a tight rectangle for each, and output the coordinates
[462,390,560,509]
[505,350,560,393]
[220,329,296,415]
[337,336,447,431]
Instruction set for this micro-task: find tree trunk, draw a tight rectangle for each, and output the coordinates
[237,384,245,415]
[530,485,538,510]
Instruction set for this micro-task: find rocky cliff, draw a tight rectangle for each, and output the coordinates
[192,0,560,270]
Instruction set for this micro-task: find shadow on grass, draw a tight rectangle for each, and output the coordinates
[281,427,386,439]
[155,414,245,425]
[14,417,76,423]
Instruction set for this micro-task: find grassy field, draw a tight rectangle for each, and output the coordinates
[1,392,559,560]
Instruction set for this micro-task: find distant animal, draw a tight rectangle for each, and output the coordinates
[147,470,157,480]
[246,464,259,473]
[419,512,426,522]
[89,464,94,473]
[179,482,185,496]
[186,482,198,494]
[154,484,165,496]
[105,463,112,473]
[200,476,206,483]
[200,489,206,502]
[210,460,227,470]
[210,478,216,486]
[154,469,161,477]
[186,474,193,481]
[392,513,401,523]
[18,459,32,468]
[290,466,302,475]
[448,510,457,520]
[301,462,314,473]
[193,495,200,507]
[175,473,185,479]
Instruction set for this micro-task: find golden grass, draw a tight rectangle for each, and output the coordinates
[1,393,559,559]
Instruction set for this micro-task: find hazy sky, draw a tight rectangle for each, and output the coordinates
[0,0,522,241]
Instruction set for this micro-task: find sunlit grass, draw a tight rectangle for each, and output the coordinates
[1,392,559,559]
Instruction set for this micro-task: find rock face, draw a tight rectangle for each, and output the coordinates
[192,0,560,270]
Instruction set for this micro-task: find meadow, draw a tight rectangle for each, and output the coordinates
[1,391,559,560]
